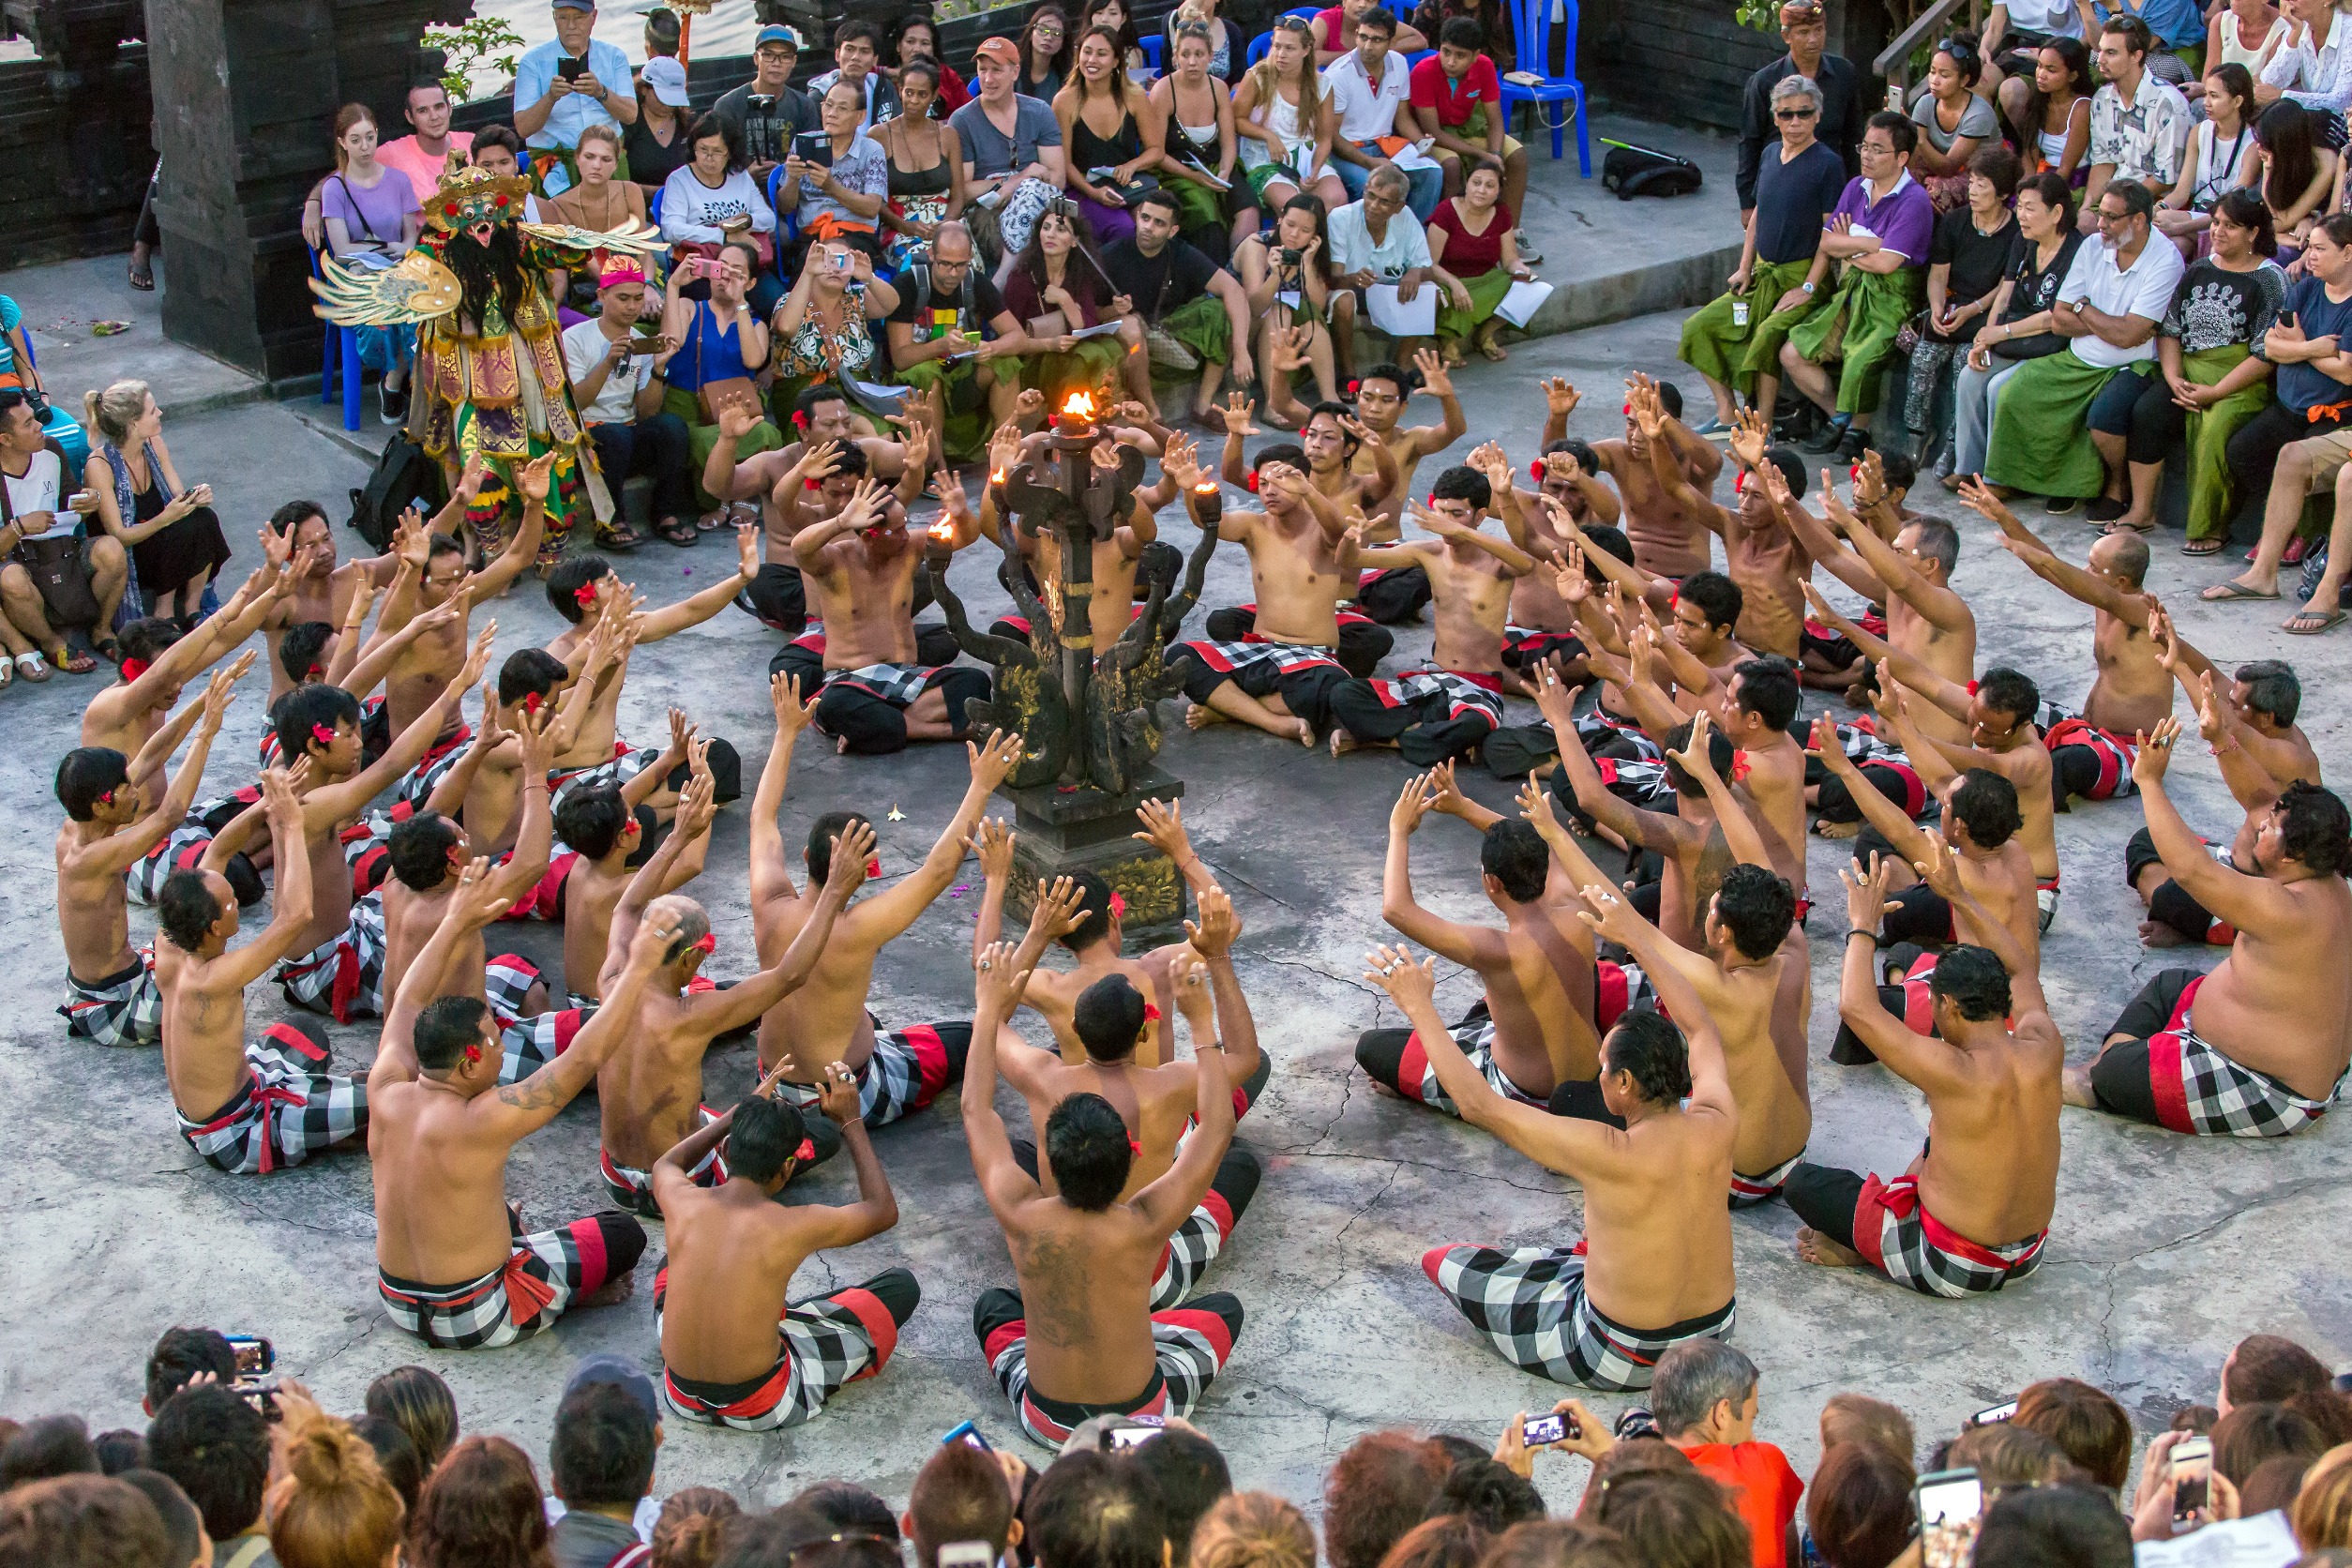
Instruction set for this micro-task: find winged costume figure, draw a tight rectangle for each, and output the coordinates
[311,164,660,565]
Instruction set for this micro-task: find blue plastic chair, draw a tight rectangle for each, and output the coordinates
[1498,0,1591,175]
[309,246,364,431]
[764,165,807,288]
[1139,33,1164,70]
[1402,48,1434,69]
[647,186,665,228]
[1244,8,1326,67]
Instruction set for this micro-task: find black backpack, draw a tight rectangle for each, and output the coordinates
[349,435,447,550]
[1602,141,1704,201]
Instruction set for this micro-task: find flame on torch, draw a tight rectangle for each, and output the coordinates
[1062,390,1097,424]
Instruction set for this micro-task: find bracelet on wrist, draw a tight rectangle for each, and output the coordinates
[1846,928,1878,946]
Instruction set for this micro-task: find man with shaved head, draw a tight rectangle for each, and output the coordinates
[593,815,875,1214]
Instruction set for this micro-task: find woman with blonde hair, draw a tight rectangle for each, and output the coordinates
[364,1364,460,1475]
[653,1486,745,1568]
[82,379,229,626]
[268,1406,406,1568]
[1189,1491,1316,1568]
[1233,16,1348,213]
[2295,1443,2352,1549]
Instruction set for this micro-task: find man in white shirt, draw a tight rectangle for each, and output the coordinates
[2082,17,2190,231]
[378,81,475,200]
[1329,164,1454,364]
[1983,177,2185,506]
[513,0,641,197]
[2255,0,2352,113]
[562,261,689,549]
[1322,7,1441,218]
[0,388,119,675]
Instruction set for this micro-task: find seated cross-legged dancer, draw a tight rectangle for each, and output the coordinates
[53,664,240,1048]
[1216,398,1419,627]
[550,767,721,1007]
[156,767,368,1174]
[1558,374,1722,582]
[1378,891,1740,1391]
[798,470,993,755]
[654,1058,919,1431]
[966,916,1248,1446]
[748,694,1021,1127]
[1486,438,1621,686]
[1642,401,1808,661]
[597,816,869,1215]
[1348,352,1470,532]
[1356,769,1601,1118]
[1168,444,1366,740]
[1963,483,2170,808]
[1329,469,1533,762]
[371,865,667,1348]
[2073,717,2352,1136]
[1786,849,2061,1296]
[2129,626,2321,946]
[1524,725,1812,1206]
[985,883,1265,1310]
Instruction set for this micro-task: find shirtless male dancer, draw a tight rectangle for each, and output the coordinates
[1711,655,1811,915]
[1348,353,1470,529]
[748,676,1021,1126]
[370,864,667,1348]
[84,565,288,811]
[1546,375,1722,580]
[2129,626,2321,946]
[155,767,367,1174]
[794,463,993,754]
[1966,484,2168,807]
[1385,884,1739,1390]
[1215,396,1420,628]
[1328,471,1533,762]
[255,498,406,704]
[1166,445,1364,741]
[1486,439,1622,683]
[1637,401,1807,659]
[967,912,1248,1446]
[979,420,1170,655]
[2073,719,2352,1137]
[653,1057,920,1430]
[550,773,714,1004]
[1356,769,1601,1118]
[984,883,1265,1310]
[1786,850,2060,1298]
[53,664,241,1047]
[596,814,870,1214]
[373,457,549,745]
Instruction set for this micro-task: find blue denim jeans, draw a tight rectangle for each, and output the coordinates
[1336,148,1443,220]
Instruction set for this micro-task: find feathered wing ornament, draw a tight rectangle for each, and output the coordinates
[309,249,463,327]
[514,217,665,259]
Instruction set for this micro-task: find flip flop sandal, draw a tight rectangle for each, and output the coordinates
[15,650,49,682]
[596,521,643,552]
[128,263,154,292]
[656,516,700,547]
[2284,607,2347,635]
[92,637,120,664]
[2199,580,2279,601]
[2179,538,2224,555]
[57,647,98,673]
[2101,520,2154,536]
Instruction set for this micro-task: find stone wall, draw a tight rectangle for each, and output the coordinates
[1578,0,1884,133]
[0,47,156,270]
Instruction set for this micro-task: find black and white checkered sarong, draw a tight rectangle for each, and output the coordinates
[1422,1242,1735,1390]
[59,952,162,1048]
[175,1024,369,1175]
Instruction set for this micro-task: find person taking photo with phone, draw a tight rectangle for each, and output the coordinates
[512,0,639,199]
[564,258,686,549]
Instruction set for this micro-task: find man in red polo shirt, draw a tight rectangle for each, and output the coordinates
[1409,16,1535,260]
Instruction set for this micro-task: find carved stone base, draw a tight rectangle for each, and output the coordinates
[999,767,1192,949]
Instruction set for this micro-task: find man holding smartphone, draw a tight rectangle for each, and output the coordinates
[513,0,639,198]
[563,259,689,549]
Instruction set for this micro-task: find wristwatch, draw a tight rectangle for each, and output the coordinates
[1801,280,1817,294]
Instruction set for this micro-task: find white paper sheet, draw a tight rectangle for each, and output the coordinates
[1494,279,1555,329]
[1366,282,1437,336]
[2132,1512,2301,1568]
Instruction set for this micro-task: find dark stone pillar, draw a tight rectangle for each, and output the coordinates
[146,0,468,384]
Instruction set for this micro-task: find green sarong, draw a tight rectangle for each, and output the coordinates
[2178,343,2271,542]
[665,384,785,510]
[894,356,1003,461]
[1162,292,1232,366]
[1678,256,1817,398]
[1023,336,1127,407]
[1168,174,1225,234]
[1785,264,1923,415]
[1983,351,2150,498]
[1435,266,1514,340]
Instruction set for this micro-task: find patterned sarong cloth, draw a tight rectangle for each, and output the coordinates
[1421,1243,1735,1390]
[175,1024,368,1175]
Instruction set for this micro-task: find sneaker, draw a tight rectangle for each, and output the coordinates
[1801,418,1850,455]
[2085,497,2128,523]
[1832,427,1870,462]
[380,385,408,425]
[1515,229,1544,264]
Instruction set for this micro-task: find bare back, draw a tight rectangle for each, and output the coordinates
[1579,1110,1738,1328]
[1917,1030,2063,1246]
[370,1081,529,1283]
[2195,876,2352,1098]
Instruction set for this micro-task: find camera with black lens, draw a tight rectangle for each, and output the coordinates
[1278,248,1303,267]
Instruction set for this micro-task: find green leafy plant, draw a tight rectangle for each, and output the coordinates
[1735,0,1782,31]
[423,17,528,104]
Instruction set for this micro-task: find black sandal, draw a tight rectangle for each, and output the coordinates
[655,516,699,548]
[92,637,120,665]
[596,521,643,552]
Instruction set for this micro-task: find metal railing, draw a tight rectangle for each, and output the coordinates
[1875,0,1983,100]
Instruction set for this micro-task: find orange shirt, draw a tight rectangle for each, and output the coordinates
[1682,1440,1805,1568]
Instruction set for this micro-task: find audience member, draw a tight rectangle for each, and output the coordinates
[778,80,892,267]
[1902,145,2020,466]
[116,1470,206,1568]
[1135,1428,1233,1560]
[1583,1469,1750,1568]
[1646,1342,1803,1568]
[891,19,971,113]
[513,0,640,198]
[1479,1518,1637,1568]
[266,1406,405,1568]
[1971,1483,2133,1567]
[904,1441,1019,1568]
[1329,164,1444,366]
[1817,1395,1914,1470]
[630,57,697,198]
[954,38,1069,269]
[363,1366,459,1476]
[1322,8,1441,216]
[1024,1452,1165,1568]
[1950,169,2080,484]
[716,26,818,192]
[1190,1492,1315,1568]
[0,1472,171,1568]
[1427,154,1535,365]
[2297,1445,2352,1550]
[2224,1334,2336,1414]
[143,1330,238,1418]
[549,1382,659,1568]
[1947,1422,2076,1490]
[1235,18,1349,216]
[402,1436,550,1568]
[319,103,421,425]
[1103,190,1254,424]
[92,1430,146,1475]
[810,21,904,129]
[0,1415,98,1488]
[1019,8,1076,103]
[2014,1377,2134,1492]
[661,115,782,313]
[797,1480,901,1543]
[1906,36,1999,210]
[1377,1515,1485,1568]
[83,380,231,626]
[1409,18,1531,258]
[375,81,472,205]
[347,1415,423,1514]
[564,256,686,547]
[1429,1459,1543,1535]
[1737,0,1867,210]
[1325,1433,1452,1568]
[654,1487,744,1568]
[1802,1442,1911,1568]
[2214,1401,2330,1488]
[144,1385,272,1565]
[2083,18,2190,230]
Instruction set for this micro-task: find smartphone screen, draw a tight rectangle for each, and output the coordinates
[1522,1414,1567,1447]
[2171,1437,2213,1523]
[937,1545,994,1568]
[941,1421,991,1454]
[1915,1470,1983,1568]
[1972,1399,2019,1426]
[226,1335,274,1376]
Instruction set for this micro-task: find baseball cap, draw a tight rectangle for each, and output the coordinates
[641,53,690,106]
[756,23,803,50]
[565,1353,659,1422]
[973,36,1020,67]
[552,0,596,11]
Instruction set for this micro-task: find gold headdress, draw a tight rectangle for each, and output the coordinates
[422,165,537,233]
